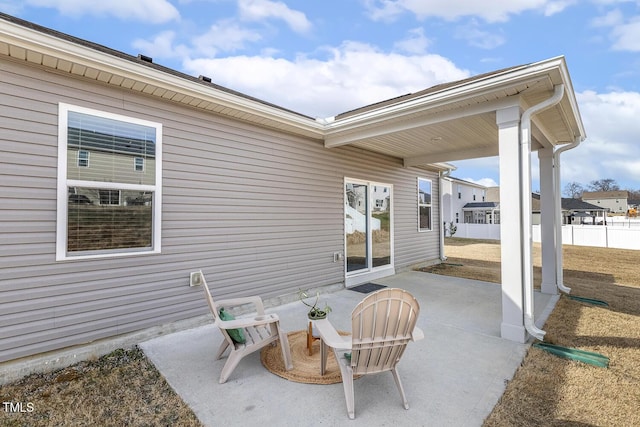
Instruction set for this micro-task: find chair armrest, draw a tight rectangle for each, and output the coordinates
[216,313,279,329]
[411,326,425,342]
[216,296,266,315]
[312,318,351,350]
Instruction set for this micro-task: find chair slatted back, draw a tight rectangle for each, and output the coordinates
[201,274,220,321]
[201,273,237,347]
[350,288,420,375]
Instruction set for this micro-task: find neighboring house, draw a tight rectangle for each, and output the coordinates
[581,190,630,214]
[441,177,490,226]
[0,12,585,367]
[462,202,500,224]
[561,198,607,224]
[371,184,391,212]
[67,124,156,206]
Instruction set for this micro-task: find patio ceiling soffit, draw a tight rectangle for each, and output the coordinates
[322,57,585,167]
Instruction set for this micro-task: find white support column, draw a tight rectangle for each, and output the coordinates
[497,106,527,343]
[538,146,558,295]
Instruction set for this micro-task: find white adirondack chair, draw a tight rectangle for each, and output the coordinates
[314,287,423,419]
[200,271,293,383]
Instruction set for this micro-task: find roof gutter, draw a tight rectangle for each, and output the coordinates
[0,17,326,137]
[520,84,565,341]
[553,136,583,294]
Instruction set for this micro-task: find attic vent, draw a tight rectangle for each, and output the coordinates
[199,75,212,83]
[137,54,153,63]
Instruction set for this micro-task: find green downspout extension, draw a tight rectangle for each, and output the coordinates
[532,295,610,367]
[567,295,609,307]
[533,342,609,368]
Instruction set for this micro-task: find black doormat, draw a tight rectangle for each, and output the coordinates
[349,283,387,294]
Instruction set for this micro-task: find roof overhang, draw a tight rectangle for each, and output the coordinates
[0,14,586,171]
[324,56,586,167]
[0,14,326,140]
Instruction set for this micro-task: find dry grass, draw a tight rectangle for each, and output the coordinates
[0,347,202,427]
[421,238,640,427]
[2,238,638,426]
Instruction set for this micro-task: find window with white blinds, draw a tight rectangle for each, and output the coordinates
[56,103,162,260]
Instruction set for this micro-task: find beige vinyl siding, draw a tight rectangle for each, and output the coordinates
[0,58,440,362]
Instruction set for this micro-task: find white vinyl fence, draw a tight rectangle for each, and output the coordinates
[450,222,640,250]
[450,223,501,240]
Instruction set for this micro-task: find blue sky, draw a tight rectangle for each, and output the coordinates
[3,0,640,192]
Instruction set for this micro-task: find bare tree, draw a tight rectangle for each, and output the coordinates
[563,181,584,198]
[628,189,640,200]
[587,179,620,192]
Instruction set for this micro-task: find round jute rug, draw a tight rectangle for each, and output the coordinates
[260,329,349,385]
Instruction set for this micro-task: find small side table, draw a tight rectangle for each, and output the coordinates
[306,321,320,356]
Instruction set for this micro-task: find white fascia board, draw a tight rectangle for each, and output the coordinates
[0,20,326,137]
[325,96,521,148]
[550,57,586,139]
[432,162,457,171]
[446,176,488,189]
[324,57,569,141]
[410,162,456,172]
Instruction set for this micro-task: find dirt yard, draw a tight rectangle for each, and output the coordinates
[421,238,640,427]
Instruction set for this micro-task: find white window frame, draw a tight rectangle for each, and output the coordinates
[56,103,162,261]
[418,177,432,232]
[77,150,89,167]
[134,157,145,172]
[98,189,121,206]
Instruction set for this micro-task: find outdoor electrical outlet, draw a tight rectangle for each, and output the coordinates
[190,271,203,287]
[333,252,344,262]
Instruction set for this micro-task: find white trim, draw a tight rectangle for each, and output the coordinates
[0,19,325,137]
[345,266,395,287]
[56,103,162,261]
[134,157,145,172]
[344,178,395,286]
[77,149,89,167]
[418,177,433,232]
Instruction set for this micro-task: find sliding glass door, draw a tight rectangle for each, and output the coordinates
[345,179,393,282]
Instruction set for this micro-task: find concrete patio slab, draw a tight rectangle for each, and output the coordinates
[140,271,557,427]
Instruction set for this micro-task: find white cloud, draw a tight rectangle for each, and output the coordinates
[192,20,262,56]
[455,20,506,49]
[23,0,180,23]
[132,20,262,60]
[543,0,576,16]
[183,41,469,118]
[590,8,640,52]
[132,31,191,59]
[450,157,500,185]
[393,27,431,54]
[238,0,312,33]
[610,17,640,51]
[364,0,570,23]
[590,9,623,27]
[560,90,640,188]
